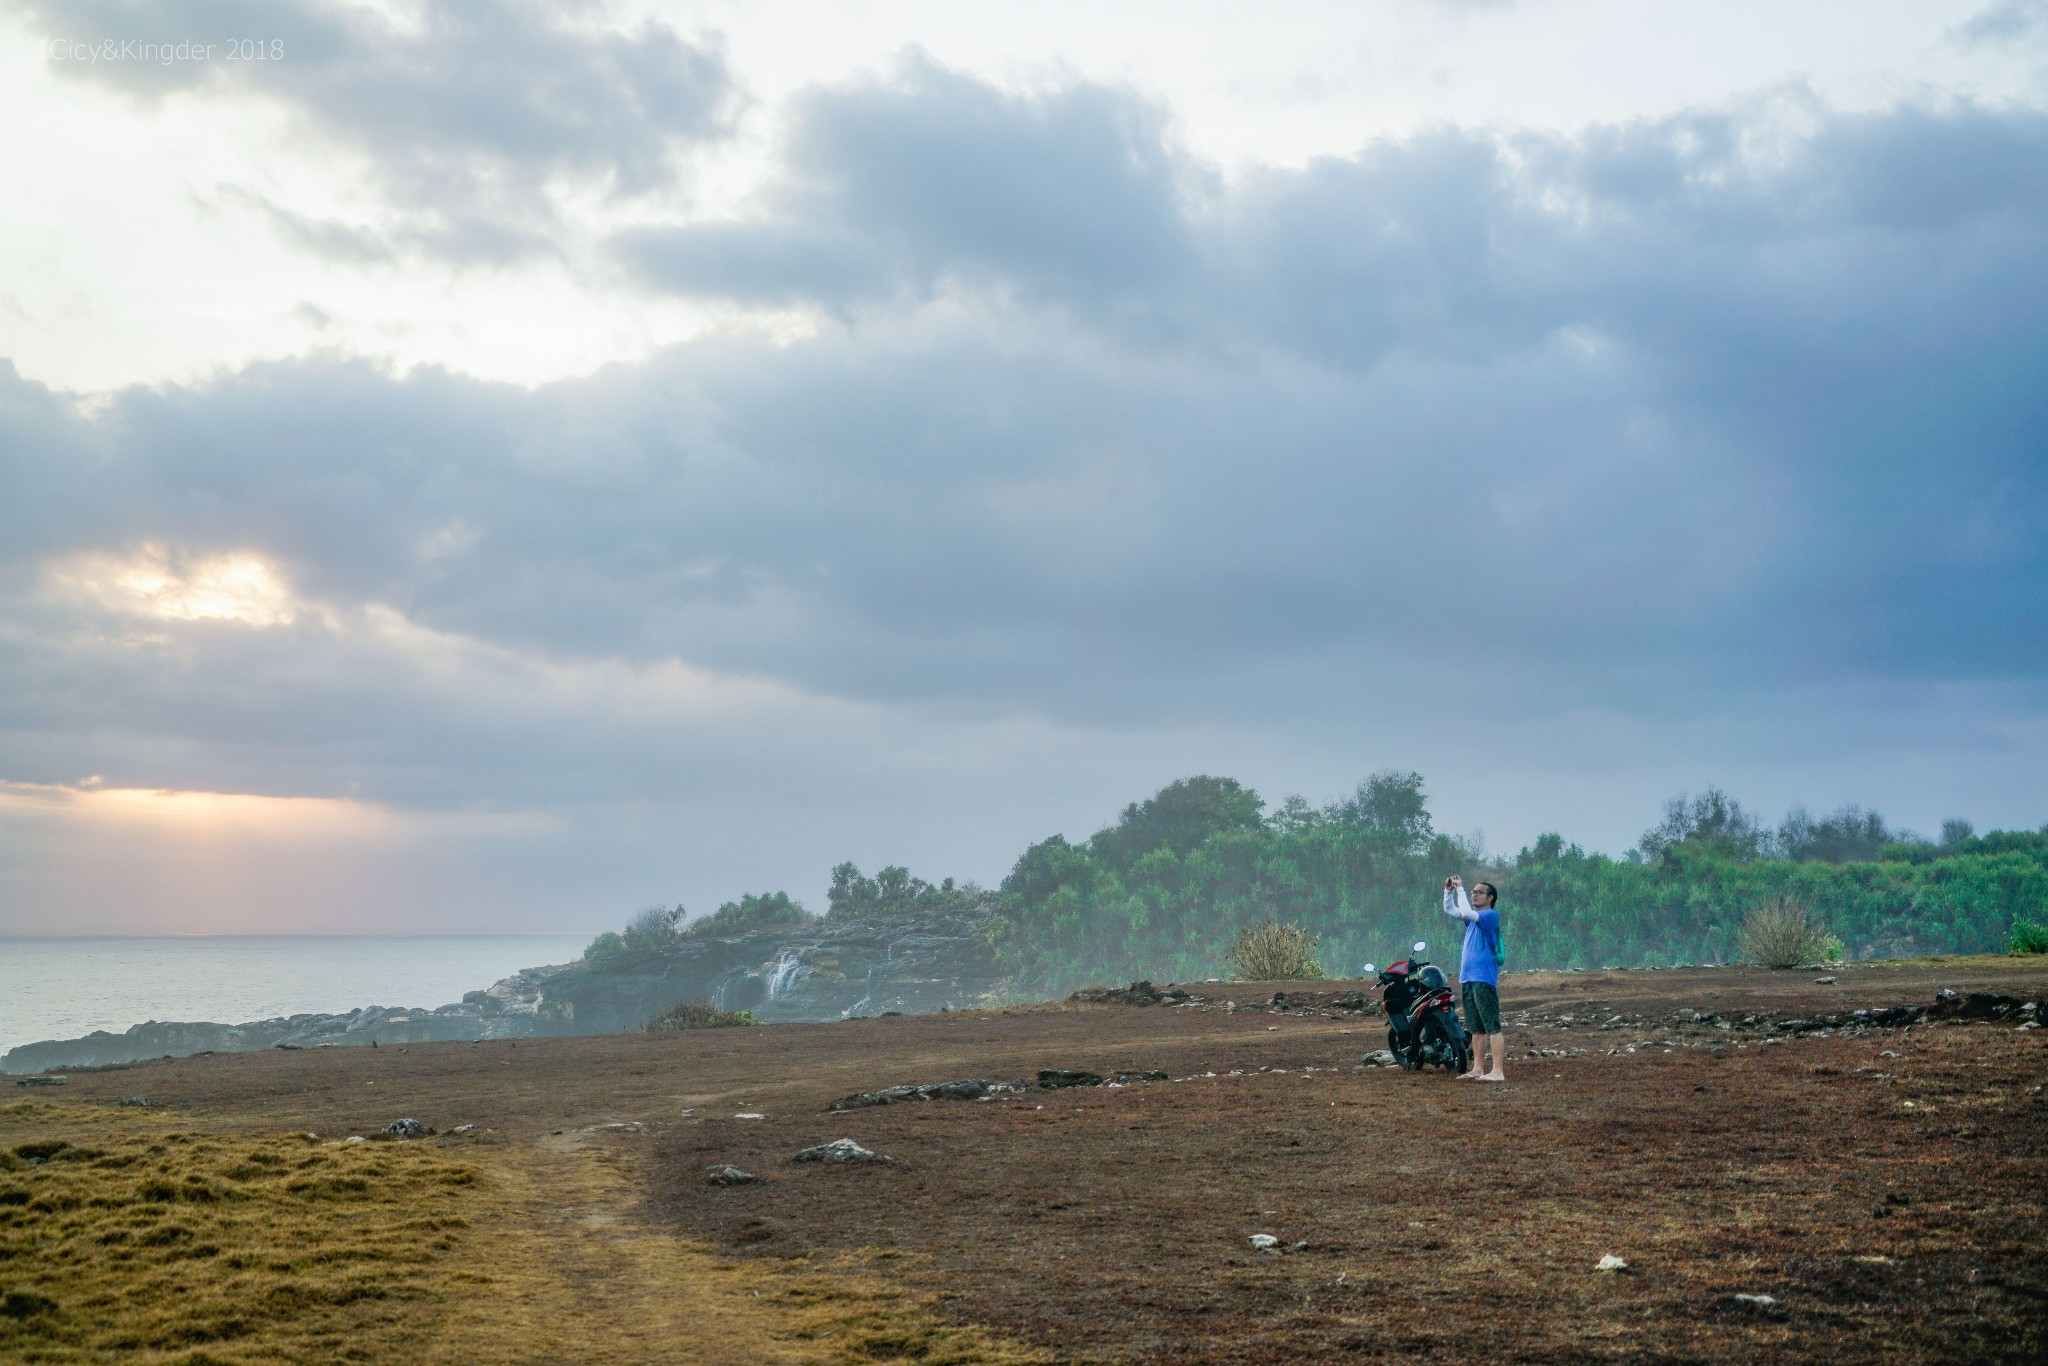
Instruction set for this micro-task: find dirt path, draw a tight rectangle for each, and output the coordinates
[425,1129,1049,1365]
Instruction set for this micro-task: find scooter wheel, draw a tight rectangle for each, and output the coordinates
[1422,1012,1466,1073]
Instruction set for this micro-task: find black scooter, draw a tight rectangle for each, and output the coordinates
[1362,940,1471,1074]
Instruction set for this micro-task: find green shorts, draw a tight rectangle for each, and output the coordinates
[1462,981,1501,1035]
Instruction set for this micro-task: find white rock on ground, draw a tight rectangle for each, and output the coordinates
[1596,1254,1628,1272]
[792,1138,891,1163]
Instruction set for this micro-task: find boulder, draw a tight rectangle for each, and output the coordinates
[706,1164,759,1186]
[379,1118,430,1140]
[792,1138,891,1164]
[1037,1069,1103,1089]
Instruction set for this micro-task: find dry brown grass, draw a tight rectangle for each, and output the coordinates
[0,1101,476,1364]
[0,1101,1050,1365]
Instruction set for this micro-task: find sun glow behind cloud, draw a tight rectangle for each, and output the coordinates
[53,543,299,627]
[0,778,389,834]
[0,779,570,934]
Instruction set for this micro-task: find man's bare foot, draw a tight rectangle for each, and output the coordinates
[1456,1070,1481,1080]
[1479,1072,1507,1083]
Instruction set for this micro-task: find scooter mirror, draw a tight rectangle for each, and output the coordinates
[1361,963,1376,977]
[1413,940,1428,954]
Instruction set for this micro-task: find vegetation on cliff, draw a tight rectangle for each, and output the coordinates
[985,774,2048,994]
[577,772,2044,998]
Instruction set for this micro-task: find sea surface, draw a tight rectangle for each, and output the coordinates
[0,936,591,1056]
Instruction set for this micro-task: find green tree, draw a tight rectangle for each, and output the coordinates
[828,862,988,918]
[1090,776,1266,870]
[688,891,813,936]
[1634,788,1768,863]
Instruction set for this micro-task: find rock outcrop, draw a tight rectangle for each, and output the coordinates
[526,907,1003,1034]
[2,909,1002,1074]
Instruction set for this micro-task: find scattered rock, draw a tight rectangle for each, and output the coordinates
[1732,1293,1779,1308]
[16,1076,66,1087]
[1037,1069,1103,1089]
[114,1096,153,1108]
[1107,1070,1170,1084]
[1596,1254,1629,1272]
[450,1124,477,1135]
[1069,980,1195,1006]
[344,1135,366,1145]
[829,1078,1009,1110]
[707,1164,759,1186]
[1358,1051,1399,1068]
[379,1118,430,1139]
[793,1137,891,1164]
[1928,990,2032,1022]
[1249,1234,1281,1252]
[1813,976,1837,985]
[734,1112,766,1120]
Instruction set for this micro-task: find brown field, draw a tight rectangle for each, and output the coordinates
[5,956,2045,1363]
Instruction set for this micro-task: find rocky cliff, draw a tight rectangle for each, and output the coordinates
[2,910,1003,1074]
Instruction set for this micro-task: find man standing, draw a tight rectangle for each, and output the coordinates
[1444,875,1506,1082]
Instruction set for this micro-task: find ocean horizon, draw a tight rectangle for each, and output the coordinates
[0,934,594,1057]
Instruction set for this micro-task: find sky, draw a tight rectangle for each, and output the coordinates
[1,0,2044,935]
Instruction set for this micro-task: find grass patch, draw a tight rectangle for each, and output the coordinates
[0,1101,477,1364]
[2010,918,2048,955]
[0,1101,1048,1364]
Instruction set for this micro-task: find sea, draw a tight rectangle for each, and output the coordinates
[0,936,591,1057]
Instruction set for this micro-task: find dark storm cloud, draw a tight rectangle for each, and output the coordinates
[26,0,737,260]
[2,64,2046,820]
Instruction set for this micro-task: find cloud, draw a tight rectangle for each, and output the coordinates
[616,54,1201,316]
[25,0,739,261]
[2,65,2046,925]
[1953,0,2048,47]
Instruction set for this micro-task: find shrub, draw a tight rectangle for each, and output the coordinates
[644,998,758,1031]
[2010,918,2048,955]
[1739,897,1840,969]
[1227,920,1326,980]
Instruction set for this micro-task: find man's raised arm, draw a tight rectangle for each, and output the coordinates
[1444,880,1477,923]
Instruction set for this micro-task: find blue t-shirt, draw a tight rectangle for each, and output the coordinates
[1460,909,1502,988]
